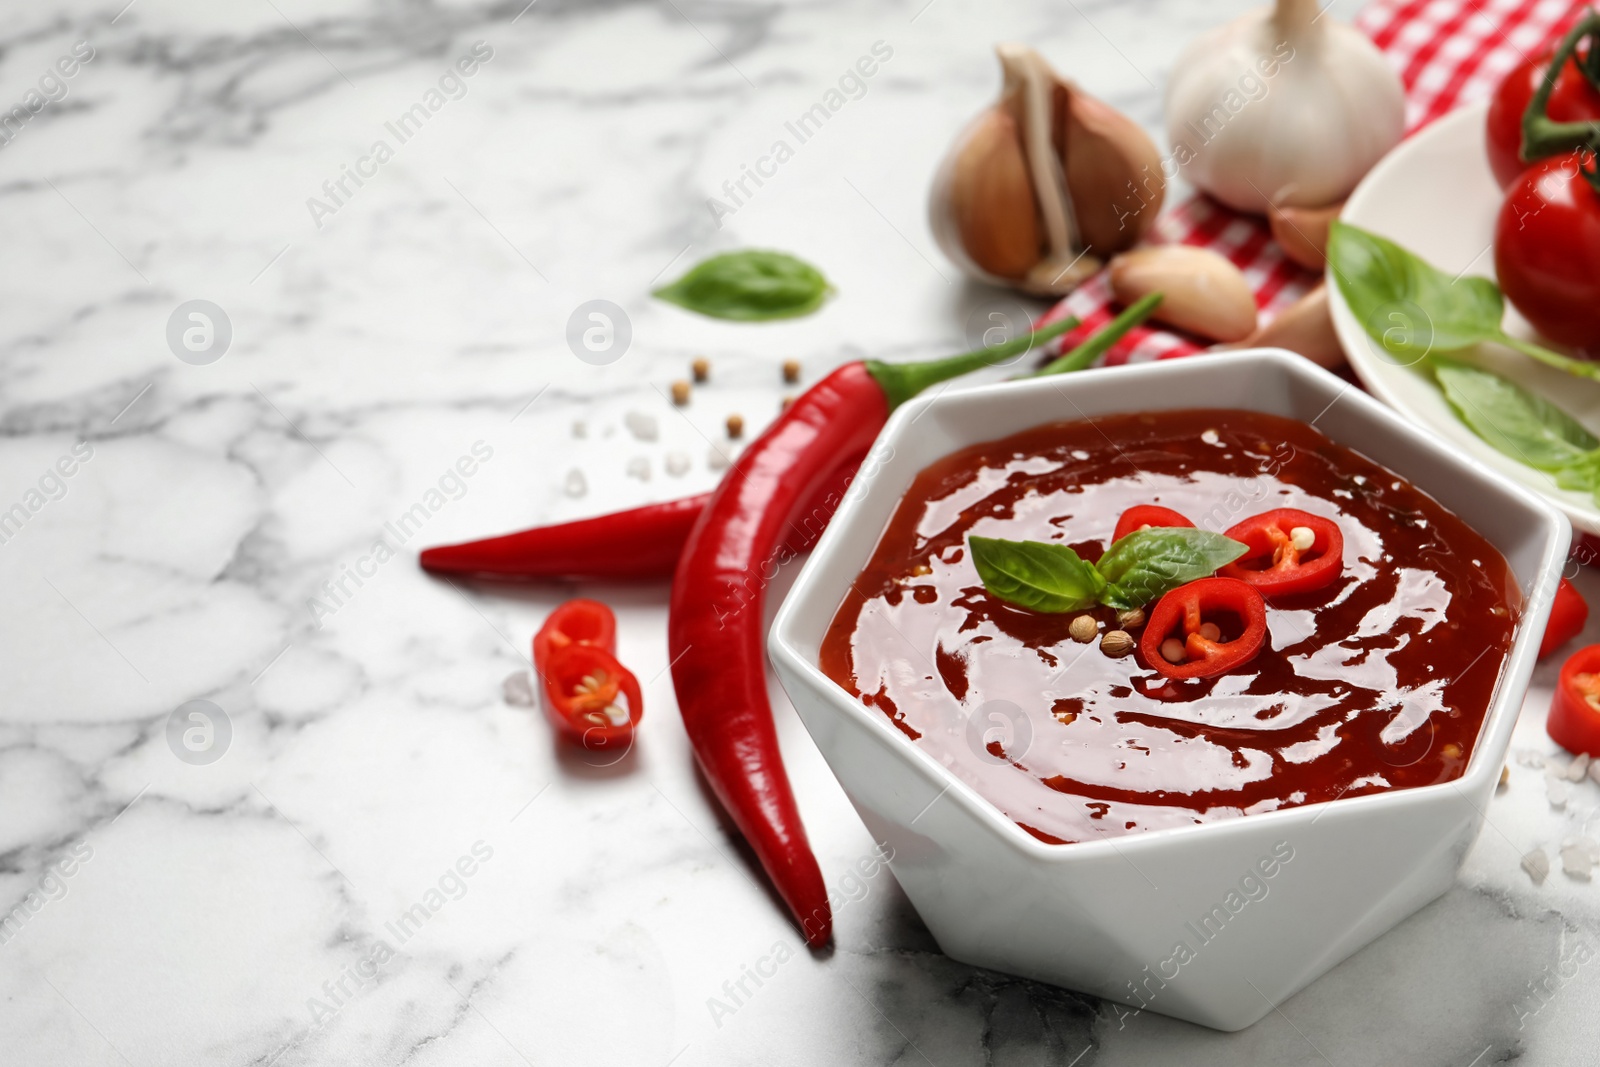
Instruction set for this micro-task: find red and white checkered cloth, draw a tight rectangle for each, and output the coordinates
[1039,0,1593,364]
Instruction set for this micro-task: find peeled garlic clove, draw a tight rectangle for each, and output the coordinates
[1109,246,1257,342]
[1227,283,1343,368]
[1269,200,1343,271]
[930,43,1164,296]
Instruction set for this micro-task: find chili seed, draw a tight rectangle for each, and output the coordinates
[1198,622,1222,642]
[670,380,691,405]
[781,396,794,412]
[1160,637,1187,663]
[691,357,710,383]
[1441,742,1463,759]
[1499,765,1510,788]
[726,414,744,439]
[1289,525,1315,551]
[1100,630,1134,657]
[1069,615,1098,643]
[782,359,801,384]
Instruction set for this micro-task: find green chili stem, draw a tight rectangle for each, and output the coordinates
[865,315,1079,410]
[1033,292,1164,376]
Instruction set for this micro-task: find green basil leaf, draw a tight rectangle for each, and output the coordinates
[968,536,1105,613]
[1328,221,1507,359]
[1433,358,1599,472]
[652,250,832,321]
[1096,528,1248,611]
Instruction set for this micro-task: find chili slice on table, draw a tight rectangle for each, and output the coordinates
[533,597,617,668]
[1139,577,1268,680]
[541,643,643,750]
[1111,504,1194,543]
[1219,508,1343,596]
[1540,577,1589,660]
[1549,644,1600,757]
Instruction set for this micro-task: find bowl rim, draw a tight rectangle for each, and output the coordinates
[769,348,1571,865]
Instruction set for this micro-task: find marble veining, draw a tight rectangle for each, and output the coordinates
[1,0,1597,1063]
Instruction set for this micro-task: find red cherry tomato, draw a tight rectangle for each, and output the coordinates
[1541,577,1590,660]
[1111,504,1194,543]
[1495,152,1600,351]
[1549,644,1600,757]
[1218,509,1344,596]
[1486,44,1600,188]
[541,643,643,750]
[1140,577,1268,681]
[533,598,617,669]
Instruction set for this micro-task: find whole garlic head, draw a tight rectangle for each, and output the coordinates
[1164,0,1404,213]
[931,43,1165,296]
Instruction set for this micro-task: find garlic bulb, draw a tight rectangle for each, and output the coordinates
[1164,0,1404,213]
[931,43,1165,296]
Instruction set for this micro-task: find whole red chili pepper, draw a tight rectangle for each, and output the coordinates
[667,319,1093,947]
[420,462,862,582]
[421,494,706,582]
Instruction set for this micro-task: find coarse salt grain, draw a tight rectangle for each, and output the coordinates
[1516,749,1546,769]
[626,456,651,481]
[1561,839,1596,880]
[1201,429,1220,445]
[708,447,730,472]
[564,469,587,498]
[1523,848,1550,885]
[665,451,691,477]
[502,671,536,707]
[1547,777,1572,809]
[624,411,659,442]
[1568,753,1591,782]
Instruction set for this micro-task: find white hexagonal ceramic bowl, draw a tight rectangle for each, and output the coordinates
[768,349,1569,1031]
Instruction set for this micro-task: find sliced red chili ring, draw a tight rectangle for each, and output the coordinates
[533,598,617,669]
[1550,644,1600,757]
[541,643,642,750]
[1111,504,1194,543]
[1539,577,1589,660]
[1140,577,1268,680]
[1219,508,1343,596]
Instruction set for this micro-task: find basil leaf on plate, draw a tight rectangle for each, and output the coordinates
[652,250,832,321]
[1327,221,1503,358]
[1096,528,1249,611]
[1433,358,1599,472]
[968,536,1105,613]
[1328,221,1600,380]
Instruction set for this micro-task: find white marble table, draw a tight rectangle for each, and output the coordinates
[4,0,1598,1062]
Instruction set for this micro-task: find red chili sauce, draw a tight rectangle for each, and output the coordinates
[819,409,1520,844]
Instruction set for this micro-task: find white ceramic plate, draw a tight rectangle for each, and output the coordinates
[1328,100,1600,535]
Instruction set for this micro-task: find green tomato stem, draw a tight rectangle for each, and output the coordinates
[865,316,1079,410]
[1521,13,1600,184]
[1032,292,1164,376]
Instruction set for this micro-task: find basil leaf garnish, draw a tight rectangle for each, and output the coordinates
[1433,358,1598,472]
[1328,221,1600,380]
[969,528,1246,614]
[968,536,1105,613]
[1096,528,1249,611]
[652,250,832,321]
